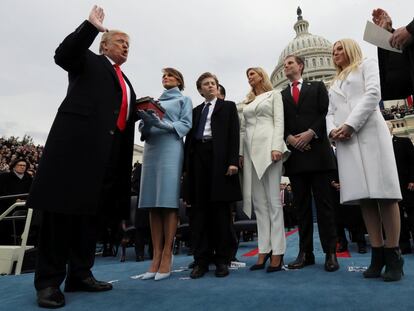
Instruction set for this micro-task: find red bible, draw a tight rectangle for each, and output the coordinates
[135,96,166,119]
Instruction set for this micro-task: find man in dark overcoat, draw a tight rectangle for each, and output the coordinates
[183,72,242,279]
[387,122,414,253]
[26,6,136,308]
[373,9,414,254]
[372,9,413,101]
[281,55,338,272]
[0,158,33,244]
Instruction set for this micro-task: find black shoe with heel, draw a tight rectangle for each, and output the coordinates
[383,247,404,282]
[363,246,384,278]
[250,251,272,271]
[266,255,284,273]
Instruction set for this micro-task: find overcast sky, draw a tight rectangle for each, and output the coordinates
[0,0,411,145]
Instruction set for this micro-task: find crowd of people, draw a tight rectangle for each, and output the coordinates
[0,5,413,309]
[0,136,43,176]
[381,105,414,120]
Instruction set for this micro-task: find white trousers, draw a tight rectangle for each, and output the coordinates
[252,161,286,254]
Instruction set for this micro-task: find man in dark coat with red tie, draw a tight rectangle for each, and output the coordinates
[281,55,338,272]
[26,6,136,308]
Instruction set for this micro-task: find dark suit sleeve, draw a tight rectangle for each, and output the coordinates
[404,138,414,182]
[0,172,7,195]
[281,89,291,140]
[227,101,240,167]
[309,82,329,138]
[378,47,413,100]
[54,20,100,72]
[406,18,414,35]
[183,108,197,174]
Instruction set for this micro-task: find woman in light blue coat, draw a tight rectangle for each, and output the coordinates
[138,68,192,280]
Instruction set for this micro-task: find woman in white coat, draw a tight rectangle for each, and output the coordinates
[326,39,403,282]
[240,67,290,272]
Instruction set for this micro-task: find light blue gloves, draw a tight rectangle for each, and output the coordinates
[137,110,174,141]
[139,110,174,131]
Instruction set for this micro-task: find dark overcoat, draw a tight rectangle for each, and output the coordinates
[183,99,242,204]
[393,135,414,207]
[378,19,414,100]
[281,81,336,176]
[27,21,136,219]
[0,171,32,213]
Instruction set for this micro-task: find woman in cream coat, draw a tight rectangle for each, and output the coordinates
[326,39,403,282]
[240,67,289,272]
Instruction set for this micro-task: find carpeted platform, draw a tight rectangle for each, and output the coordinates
[1,226,413,311]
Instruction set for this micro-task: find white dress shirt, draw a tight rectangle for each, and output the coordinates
[202,97,217,138]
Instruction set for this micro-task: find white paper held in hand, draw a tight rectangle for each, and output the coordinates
[363,21,402,53]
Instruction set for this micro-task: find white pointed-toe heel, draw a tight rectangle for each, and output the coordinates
[154,271,171,281]
[141,272,156,280]
[154,255,174,281]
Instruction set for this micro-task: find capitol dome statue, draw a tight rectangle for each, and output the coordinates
[270,7,336,89]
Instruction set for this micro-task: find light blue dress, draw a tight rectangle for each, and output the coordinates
[138,87,192,208]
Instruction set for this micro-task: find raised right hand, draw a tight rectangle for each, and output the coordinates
[372,8,392,32]
[88,5,107,32]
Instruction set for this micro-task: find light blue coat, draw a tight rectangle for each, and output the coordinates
[138,87,192,208]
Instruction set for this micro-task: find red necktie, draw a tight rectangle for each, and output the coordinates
[113,64,128,131]
[292,80,300,104]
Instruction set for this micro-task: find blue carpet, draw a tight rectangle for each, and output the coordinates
[1,226,413,311]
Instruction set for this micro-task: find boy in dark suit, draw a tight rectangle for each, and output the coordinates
[183,72,242,278]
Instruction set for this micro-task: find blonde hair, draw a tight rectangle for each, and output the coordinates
[99,30,129,54]
[245,67,273,104]
[332,39,363,83]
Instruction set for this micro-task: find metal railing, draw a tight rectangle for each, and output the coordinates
[0,194,33,275]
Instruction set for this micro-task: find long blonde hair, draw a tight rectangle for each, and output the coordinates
[332,39,363,83]
[245,67,273,104]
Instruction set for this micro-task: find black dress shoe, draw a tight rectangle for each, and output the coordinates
[287,252,315,269]
[136,255,145,262]
[37,287,65,309]
[190,265,209,279]
[188,261,196,269]
[250,251,272,271]
[215,264,229,277]
[336,242,348,253]
[357,241,367,254]
[324,253,339,272]
[64,276,113,292]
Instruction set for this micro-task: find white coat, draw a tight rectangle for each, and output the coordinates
[326,58,401,204]
[240,90,290,216]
